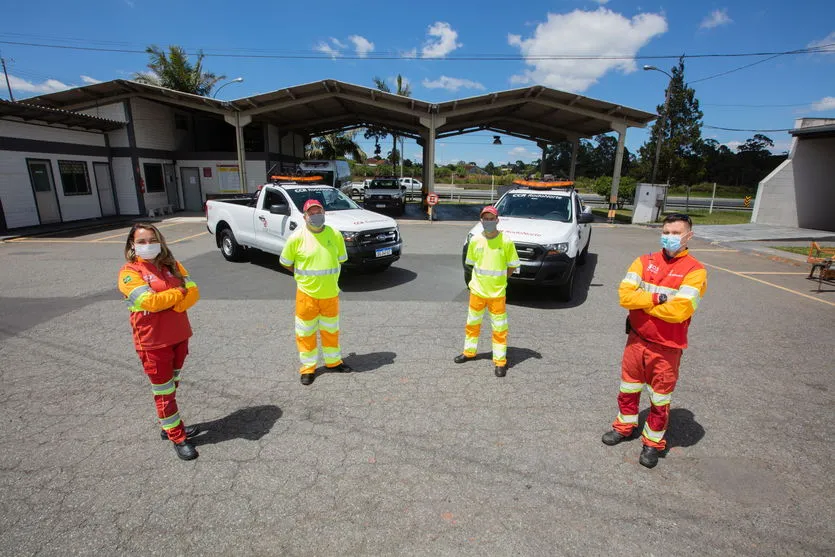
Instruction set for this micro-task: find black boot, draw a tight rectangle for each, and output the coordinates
[330,363,353,373]
[160,424,200,441]
[174,441,198,461]
[300,373,315,386]
[453,354,473,364]
[494,364,508,377]
[601,429,635,446]
[639,445,662,468]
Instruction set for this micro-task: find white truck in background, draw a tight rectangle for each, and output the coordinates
[206,179,402,272]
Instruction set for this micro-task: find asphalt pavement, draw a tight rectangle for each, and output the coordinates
[0,216,833,555]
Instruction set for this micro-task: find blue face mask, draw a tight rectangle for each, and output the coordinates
[660,234,682,253]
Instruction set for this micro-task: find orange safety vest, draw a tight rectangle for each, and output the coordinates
[120,260,192,351]
[627,251,705,350]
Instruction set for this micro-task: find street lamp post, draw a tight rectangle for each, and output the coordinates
[212,77,244,98]
[643,65,674,188]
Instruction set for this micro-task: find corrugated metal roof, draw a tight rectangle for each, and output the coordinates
[0,99,125,131]
[790,124,835,138]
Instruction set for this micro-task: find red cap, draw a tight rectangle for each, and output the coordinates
[480,205,499,217]
[303,199,324,212]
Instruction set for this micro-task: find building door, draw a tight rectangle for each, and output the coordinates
[94,163,117,216]
[164,163,179,209]
[180,167,203,211]
[27,159,61,224]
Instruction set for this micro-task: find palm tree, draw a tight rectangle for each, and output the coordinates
[306,130,367,162]
[370,75,412,169]
[133,45,224,96]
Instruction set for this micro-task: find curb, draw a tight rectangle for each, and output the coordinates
[708,241,810,268]
[0,216,158,242]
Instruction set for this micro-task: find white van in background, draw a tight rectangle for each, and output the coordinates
[298,160,352,191]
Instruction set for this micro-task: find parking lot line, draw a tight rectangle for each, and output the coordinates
[169,231,208,244]
[738,271,809,275]
[689,248,739,252]
[703,262,835,307]
[4,238,123,244]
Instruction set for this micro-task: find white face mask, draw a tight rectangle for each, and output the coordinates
[135,243,162,260]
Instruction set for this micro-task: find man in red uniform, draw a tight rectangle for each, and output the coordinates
[602,214,707,468]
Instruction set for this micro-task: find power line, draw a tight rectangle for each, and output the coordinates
[703,124,794,132]
[690,52,786,83]
[0,38,832,61]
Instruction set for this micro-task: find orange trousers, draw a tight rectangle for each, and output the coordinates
[612,332,681,450]
[462,293,508,366]
[138,340,189,443]
[295,289,342,375]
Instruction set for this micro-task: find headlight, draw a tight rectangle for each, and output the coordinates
[543,242,569,256]
[341,231,358,245]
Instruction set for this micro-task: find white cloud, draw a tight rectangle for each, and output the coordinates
[508,146,537,159]
[808,31,835,54]
[724,140,743,151]
[80,75,102,85]
[314,41,341,59]
[402,48,418,59]
[422,76,485,92]
[124,0,134,7]
[1,74,70,95]
[810,96,835,112]
[699,9,732,30]
[508,8,667,92]
[349,35,374,58]
[330,38,345,49]
[421,22,462,58]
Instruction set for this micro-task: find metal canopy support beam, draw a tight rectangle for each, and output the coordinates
[538,142,548,176]
[419,114,446,209]
[569,137,579,181]
[224,113,252,193]
[607,123,627,224]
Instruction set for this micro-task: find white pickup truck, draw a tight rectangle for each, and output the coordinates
[206,181,402,271]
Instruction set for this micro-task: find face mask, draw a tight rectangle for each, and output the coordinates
[307,214,326,228]
[135,243,162,260]
[660,234,682,253]
[482,220,498,234]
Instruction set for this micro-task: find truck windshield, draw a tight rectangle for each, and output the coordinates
[370,179,400,189]
[494,193,573,222]
[286,187,359,212]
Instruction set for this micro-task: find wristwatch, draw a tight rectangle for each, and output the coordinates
[658,294,668,304]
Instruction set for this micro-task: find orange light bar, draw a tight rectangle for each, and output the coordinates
[512,179,574,188]
[270,175,324,182]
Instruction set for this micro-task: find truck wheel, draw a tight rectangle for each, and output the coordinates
[351,188,360,197]
[220,228,246,262]
[556,268,575,302]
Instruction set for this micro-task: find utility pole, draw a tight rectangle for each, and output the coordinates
[1,56,15,101]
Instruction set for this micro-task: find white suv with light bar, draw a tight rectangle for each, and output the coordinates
[462,180,594,301]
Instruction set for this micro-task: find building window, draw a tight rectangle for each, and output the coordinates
[174,113,189,131]
[58,161,91,196]
[143,163,165,193]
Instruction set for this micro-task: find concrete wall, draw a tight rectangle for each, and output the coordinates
[752,159,798,227]
[176,160,267,199]
[0,119,107,146]
[130,98,177,151]
[793,136,835,231]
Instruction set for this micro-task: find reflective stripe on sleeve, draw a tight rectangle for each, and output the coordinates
[294,267,340,276]
[621,272,642,286]
[676,285,702,309]
[619,381,644,394]
[639,281,679,296]
[464,258,476,266]
[127,285,152,304]
[507,260,521,268]
[279,256,294,266]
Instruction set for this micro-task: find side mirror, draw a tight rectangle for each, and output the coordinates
[583,206,593,214]
[269,204,289,215]
[577,212,594,224]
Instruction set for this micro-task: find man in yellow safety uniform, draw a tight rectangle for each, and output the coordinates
[455,205,520,377]
[280,199,353,385]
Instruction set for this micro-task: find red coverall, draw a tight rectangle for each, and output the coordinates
[613,249,707,450]
[118,259,199,443]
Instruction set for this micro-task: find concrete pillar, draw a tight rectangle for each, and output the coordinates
[419,114,446,211]
[608,123,627,224]
[224,113,252,192]
[569,137,579,181]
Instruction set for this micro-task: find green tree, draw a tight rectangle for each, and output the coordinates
[592,176,637,208]
[133,45,224,96]
[637,59,704,185]
[305,130,367,161]
[364,75,412,169]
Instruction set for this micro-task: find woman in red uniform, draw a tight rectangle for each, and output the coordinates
[118,223,201,461]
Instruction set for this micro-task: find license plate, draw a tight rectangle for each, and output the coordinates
[375,247,393,258]
[512,267,521,275]
[376,204,386,208]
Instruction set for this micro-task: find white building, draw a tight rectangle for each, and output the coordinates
[753,118,835,232]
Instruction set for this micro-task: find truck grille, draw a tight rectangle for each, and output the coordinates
[514,243,543,261]
[357,227,398,247]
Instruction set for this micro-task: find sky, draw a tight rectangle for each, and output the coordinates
[1,0,833,168]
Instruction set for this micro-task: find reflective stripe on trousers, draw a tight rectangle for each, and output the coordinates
[462,293,508,366]
[295,289,342,374]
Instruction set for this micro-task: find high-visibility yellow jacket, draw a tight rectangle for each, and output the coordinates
[465,232,520,298]
[279,225,347,299]
[619,249,707,349]
[118,259,199,351]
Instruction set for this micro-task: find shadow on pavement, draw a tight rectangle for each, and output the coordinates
[637,407,706,449]
[191,405,282,446]
[340,351,397,372]
[397,203,483,222]
[339,266,417,291]
[507,253,600,309]
[447,347,542,369]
